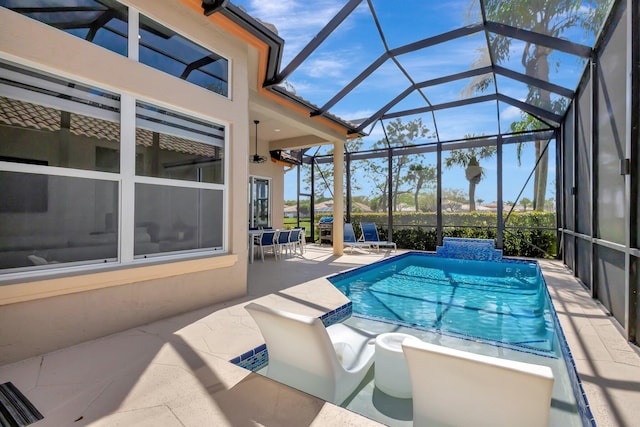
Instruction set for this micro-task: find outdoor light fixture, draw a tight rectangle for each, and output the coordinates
[250,120,267,163]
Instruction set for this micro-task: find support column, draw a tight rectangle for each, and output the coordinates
[496,135,504,249]
[333,140,345,256]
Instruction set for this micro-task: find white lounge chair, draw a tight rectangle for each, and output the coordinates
[245,302,375,405]
[359,222,396,252]
[402,339,554,427]
[344,223,372,253]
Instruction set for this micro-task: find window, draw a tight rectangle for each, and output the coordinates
[134,102,225,257]
[0,0,129,57]
[1,1,229,97]
[0,61,121,271]
[249,176,271,228]
[138,14,229,97]
[0,60,227,273]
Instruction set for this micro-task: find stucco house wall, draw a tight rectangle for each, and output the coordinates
[0,2,251,364]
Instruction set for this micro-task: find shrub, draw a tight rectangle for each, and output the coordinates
[332,211,557,258]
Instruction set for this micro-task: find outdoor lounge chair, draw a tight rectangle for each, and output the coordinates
[344,223,372,253]
[402,338,554,427]
[359,222,396,252]
[244,302,376,405]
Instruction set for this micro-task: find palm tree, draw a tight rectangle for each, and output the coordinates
[445,146,496,212]
[521,197,532,211]
[406,163,436,212]
[466,0,610,210]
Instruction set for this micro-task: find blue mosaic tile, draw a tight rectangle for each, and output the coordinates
[435,237,503,261]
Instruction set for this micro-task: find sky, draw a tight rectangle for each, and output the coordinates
[231,0,608,205]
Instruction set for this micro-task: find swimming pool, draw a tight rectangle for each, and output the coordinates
[328,252,593,427]
[329,252,555,355]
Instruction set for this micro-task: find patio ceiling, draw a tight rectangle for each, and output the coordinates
[215,0,615,147]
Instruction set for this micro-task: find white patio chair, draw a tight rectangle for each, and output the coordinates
[402,338,554,427]
[245,302,375,405]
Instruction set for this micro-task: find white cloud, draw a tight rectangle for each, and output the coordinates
[500,105,522,120]
[303,57,348,79]
[245,0,346,63]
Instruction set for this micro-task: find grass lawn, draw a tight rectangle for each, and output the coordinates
[283,218,314,239]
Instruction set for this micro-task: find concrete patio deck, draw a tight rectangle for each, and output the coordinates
[0,245,638,426]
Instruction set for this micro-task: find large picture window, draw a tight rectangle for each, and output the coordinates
[0,61,227,273]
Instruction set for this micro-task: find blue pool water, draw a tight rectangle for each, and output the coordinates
[329,252,557,355]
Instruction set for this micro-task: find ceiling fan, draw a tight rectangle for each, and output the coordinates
[250,120,267,163]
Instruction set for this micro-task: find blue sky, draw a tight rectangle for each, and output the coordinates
[232,0,605,205]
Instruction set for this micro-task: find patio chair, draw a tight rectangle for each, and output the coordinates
[293,226,306,254]
[275,229,291,258]
[402,338,554,427]
[245,302,376,405]
[359,222,396,252]
[344,223,372,253]
[288,228,303,256]
[256,230,278,262]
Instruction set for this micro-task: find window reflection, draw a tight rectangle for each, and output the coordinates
[0,0,129,56]
[0,173,119,269]
[135,102,225,184]
[135,184,223,256]
[139,14,229,97]
[1,1,229,97]
[0,62,121,173]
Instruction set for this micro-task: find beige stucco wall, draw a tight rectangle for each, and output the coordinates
[0,3,252,364]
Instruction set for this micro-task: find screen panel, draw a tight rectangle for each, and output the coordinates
[576,72,592,235]
[575,237,592,290]
[596,2,628,245]
[595,245,627,326]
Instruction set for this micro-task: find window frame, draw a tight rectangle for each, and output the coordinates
[0,60,230,277]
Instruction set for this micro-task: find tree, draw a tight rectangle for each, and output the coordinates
[520,197,532,211]
[442,188,467,212]
[467,0,609,210]
[406,163,437,212]
[302,137,364,200]
[444,146,496,212]
[373,118,431,211]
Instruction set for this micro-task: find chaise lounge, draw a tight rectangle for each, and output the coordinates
[359,222,396,252]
